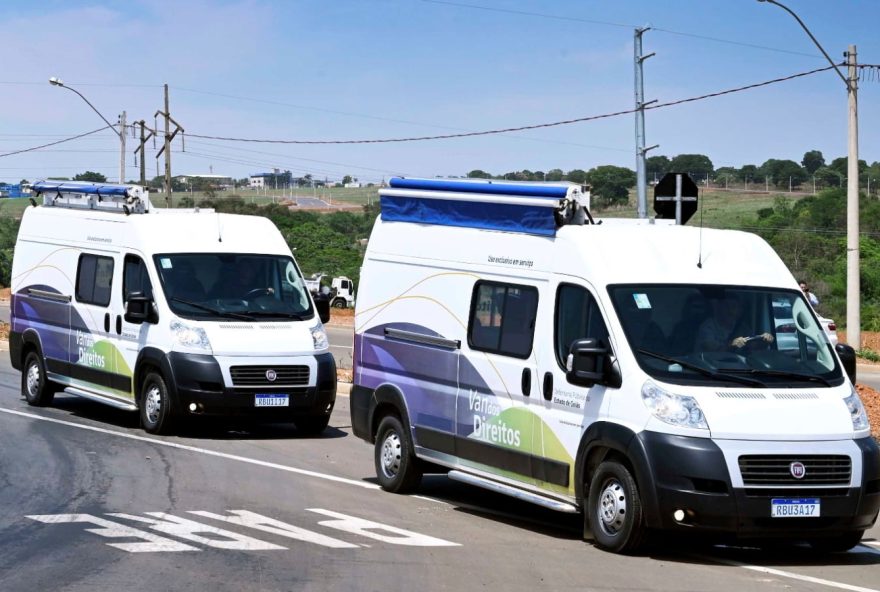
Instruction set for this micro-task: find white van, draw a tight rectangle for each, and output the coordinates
[351,177,879,553]
[9,181,336,435]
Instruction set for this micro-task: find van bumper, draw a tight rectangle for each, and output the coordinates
[636,431,880,540]
[167,352,336,419]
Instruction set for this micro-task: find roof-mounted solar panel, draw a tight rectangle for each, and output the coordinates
[379,177,589,237]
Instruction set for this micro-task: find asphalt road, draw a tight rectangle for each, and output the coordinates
[1,354,879,592]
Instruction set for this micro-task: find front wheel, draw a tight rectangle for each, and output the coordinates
[808,531,864,553]
[332,298,347,309]
[140,372,175,435]
[374,415,422,493]
[587,460,647,554]
[22,351,56,407]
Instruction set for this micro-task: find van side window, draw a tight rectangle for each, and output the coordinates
[468,281,538,358]
[76,254,114,306]
[555,284,610,368]
[123,255,153,303]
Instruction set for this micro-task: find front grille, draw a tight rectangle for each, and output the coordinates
[230,365,310,387]
[738,455,851,487]
[744,487,850,498]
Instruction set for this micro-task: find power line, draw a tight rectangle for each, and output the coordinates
[421,0,822,59]
[0,126,114,158]
[180,65,836,145]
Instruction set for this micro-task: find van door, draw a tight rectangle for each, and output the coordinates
[116,254,156,399]
[456,280,541,487]
[70,252,121,395]
[535,280,616,497]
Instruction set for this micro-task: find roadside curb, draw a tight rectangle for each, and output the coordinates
[337,381,352,396]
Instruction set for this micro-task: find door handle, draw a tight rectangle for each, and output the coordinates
[104,312,110,333]
[521,368,531,397]
[116,315,122,335]
[543,372,553,401]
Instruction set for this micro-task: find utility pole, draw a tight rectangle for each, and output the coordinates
[846,45,860,350]
[118,111,127,184]
[634,27,657,219]
[133,120,155,187]
[155,84,184,208]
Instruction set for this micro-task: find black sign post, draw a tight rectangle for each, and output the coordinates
[654,172,698,224]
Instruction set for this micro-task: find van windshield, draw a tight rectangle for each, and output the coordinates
[608,284,843,387]
[153,253,314,321]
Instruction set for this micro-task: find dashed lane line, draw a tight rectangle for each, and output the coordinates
[0,407,379,490]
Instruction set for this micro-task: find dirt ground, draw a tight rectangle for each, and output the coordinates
[838,329,880,354]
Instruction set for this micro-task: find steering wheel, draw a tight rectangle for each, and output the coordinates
[243,288,272,299]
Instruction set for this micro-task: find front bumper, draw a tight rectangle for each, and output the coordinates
[636,431,880,540]
[167,351,336,419]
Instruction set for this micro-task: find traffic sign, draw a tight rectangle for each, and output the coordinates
[654,172,698,224]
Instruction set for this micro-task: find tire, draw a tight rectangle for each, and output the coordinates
[332,298,346,309]
[587,460,647,554]
[21,351,56,407]
[294,413,331,436]
[374,414,422,493]
[808,530,864,553]
[139,372,175,435]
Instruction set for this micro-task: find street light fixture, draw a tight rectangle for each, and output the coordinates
[756,0,861,350]
[48,76,126,184]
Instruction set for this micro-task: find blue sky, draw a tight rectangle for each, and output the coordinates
[0,0,877,184]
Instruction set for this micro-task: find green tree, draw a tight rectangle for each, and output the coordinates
[801,150,825,174]
[467,169,492,179]
[758,159,807,188]
[342,175,354,185]
[19,179,29,185]
[714,166,739,183]
[828,156,868,178]
[585,165,636,206]
[74,171,107,183]
[565,169,588,184]
[814,166,842,188]
[545,168,564,182]
[669,154,713,176]
[646,155,670,178]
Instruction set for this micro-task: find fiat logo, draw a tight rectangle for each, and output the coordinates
[790,461,806,479]
[265,369,277,382]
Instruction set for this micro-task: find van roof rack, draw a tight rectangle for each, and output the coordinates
[378,177,591,237]
[31,181,153,214]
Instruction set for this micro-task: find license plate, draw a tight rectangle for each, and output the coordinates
[255,394,289,407]
[771,498,821,518]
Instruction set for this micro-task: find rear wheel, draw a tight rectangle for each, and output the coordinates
[22,351,56,407]
[140,372,175,435]
[808,530,864,553]
[374,415,422,493]
[332,298,346,309]
[587,460,647,554]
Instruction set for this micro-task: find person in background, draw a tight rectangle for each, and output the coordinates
[799,281,820,308]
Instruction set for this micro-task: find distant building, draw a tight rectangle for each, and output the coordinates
[175,174,233,190]
[250,169,292,189]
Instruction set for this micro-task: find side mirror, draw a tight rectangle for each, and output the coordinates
[314,293,331,324]
[125,293,156,324]
[566,338,608,387]
[835,343,857,384]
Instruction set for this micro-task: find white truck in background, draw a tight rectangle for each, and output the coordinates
[305,273,356,309]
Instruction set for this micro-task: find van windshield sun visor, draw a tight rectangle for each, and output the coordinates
[380,177,590,237]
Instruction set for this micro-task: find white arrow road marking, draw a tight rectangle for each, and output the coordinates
[26,514,199,553]
[107,513,285,551]
[189,510,358,549]
[307,509,459,547]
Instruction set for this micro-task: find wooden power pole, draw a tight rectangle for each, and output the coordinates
[155,84,184,207]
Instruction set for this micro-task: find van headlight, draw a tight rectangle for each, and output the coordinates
[844,386,869,431]
[171,320,211,351]
[641,380,709,430]
[311,323,329,350]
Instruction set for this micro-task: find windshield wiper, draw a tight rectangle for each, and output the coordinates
[170,297,256,322]
[717,368,833,387]
[243,310,306,320]
[637,349,766,387]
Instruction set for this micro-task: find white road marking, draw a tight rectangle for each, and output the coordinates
[108,512,285,551]
[26,514,199,553]
[710,557,880,592]
[189,510,358,549]
[307,509,459,547]
[0,407,378,490]
[864,541,880,548]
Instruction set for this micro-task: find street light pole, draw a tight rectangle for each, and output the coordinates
[49,77,126,184]
[756,0,860,350]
